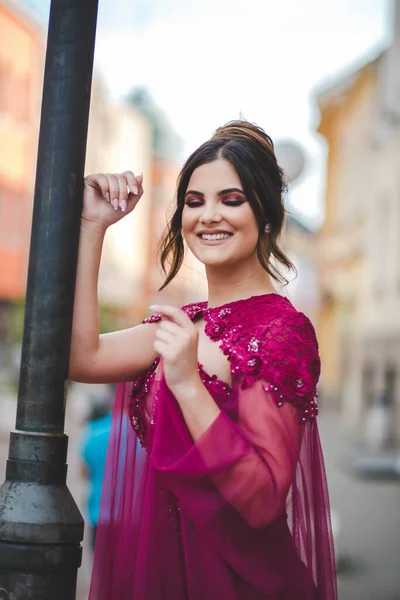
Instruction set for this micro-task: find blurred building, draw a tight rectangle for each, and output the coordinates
[85,79,155,325]
[283,215,320,324]
[0,0,44,364]
[0,1,184,339]
[315,1,400,443]
[127,88,201,308]
[274,141,319,322]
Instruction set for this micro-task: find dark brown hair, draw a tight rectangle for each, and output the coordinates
[158,120,295,290]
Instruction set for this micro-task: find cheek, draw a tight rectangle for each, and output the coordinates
[234,208,260,240]
[181,209,190,236]
[181,208,198,242]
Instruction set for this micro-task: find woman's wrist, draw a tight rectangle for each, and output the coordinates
[80,217,108,236]
[172,376,221,440]
[170,374,204,406]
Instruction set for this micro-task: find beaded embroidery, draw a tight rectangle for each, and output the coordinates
[132,294,320,446]
[129,357,160,447]
[199,294,320,421]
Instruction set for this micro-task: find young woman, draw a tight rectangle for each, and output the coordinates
[70,120,337,599]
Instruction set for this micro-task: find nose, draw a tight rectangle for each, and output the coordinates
[199,203,222,224]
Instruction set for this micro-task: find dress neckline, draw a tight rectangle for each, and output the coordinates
[185,293,288,395]
[206,292,283,311]
[184,292,287,319]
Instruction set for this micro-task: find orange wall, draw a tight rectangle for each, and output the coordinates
[0,4,43,300]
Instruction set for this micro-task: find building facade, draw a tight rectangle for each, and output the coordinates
[0,0,44,364]
[0,2,179,350]
[283,215,320,324]
[85,79,155,325]
[316,45,400,444]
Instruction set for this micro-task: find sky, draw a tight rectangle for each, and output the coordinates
[20,0,392,226]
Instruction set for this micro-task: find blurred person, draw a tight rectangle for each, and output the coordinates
[79,385,114,552]
[69,120,337,599]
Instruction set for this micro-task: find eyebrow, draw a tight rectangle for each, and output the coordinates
[185,187,244,198]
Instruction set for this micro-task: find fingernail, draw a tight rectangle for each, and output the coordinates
[132,185,138,195]
[112,198,118,210]
[105,192,110,202]
[149,305,159,311]
[121,199,127,212]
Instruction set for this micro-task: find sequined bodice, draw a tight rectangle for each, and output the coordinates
[129,293,320,448]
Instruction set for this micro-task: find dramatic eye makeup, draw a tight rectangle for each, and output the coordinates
[222,196,245,206]
[184,196,203,208]
[184,187,246,207]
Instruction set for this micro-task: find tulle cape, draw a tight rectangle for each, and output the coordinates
[89,296,337,599]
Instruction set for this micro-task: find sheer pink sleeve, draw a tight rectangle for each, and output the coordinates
[192,382,304,529]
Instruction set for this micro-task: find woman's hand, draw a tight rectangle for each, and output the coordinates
[150,304,201,396]
[82,171,144,230]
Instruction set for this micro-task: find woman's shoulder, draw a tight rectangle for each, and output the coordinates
[246,295,320,370]
[257,295,318,344]
[215,294,320,397]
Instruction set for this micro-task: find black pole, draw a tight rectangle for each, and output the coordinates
[0,1,98,598]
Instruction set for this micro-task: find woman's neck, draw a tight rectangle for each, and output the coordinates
[205,263,277,309]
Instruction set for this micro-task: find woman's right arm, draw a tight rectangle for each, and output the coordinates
[69,171,158,384]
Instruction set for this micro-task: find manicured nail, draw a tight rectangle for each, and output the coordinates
[131,185,138,195]
[121,199,127,212]
[105,192,110,202]
[112,198,118,210]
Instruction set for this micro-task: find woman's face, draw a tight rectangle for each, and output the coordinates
[182,158,261,269]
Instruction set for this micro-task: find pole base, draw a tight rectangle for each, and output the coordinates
[0,480,84,599]
[0,544,80,600]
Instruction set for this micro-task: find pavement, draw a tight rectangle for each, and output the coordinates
[0,391,399,600]
[346,447,400,481]
[318,412,400,600]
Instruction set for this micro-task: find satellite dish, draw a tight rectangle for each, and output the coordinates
[275,140,306,184]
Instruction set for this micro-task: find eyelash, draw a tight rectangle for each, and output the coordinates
[185,199,245,208]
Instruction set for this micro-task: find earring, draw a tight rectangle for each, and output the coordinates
[264,223,271,233]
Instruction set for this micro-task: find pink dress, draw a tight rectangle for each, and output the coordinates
[89,294,337,599]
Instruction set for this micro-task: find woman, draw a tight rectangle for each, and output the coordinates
[69,120,337,599]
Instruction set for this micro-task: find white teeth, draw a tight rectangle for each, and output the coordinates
[200,233,231,240]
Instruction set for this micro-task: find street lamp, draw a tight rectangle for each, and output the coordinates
[0,1,98,598]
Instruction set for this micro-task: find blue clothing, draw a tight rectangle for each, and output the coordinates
[80,413,112,526]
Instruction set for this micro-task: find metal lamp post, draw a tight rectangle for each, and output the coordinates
[0,1,98,598]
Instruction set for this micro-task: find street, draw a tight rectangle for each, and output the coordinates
[319,413,400,600]
[1,392,399,600]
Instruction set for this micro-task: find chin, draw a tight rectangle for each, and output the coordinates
[187,236,256,269]
[191,251,240,269]
[201,258,233,268]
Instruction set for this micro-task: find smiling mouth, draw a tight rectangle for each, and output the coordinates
[197,233,233,241]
